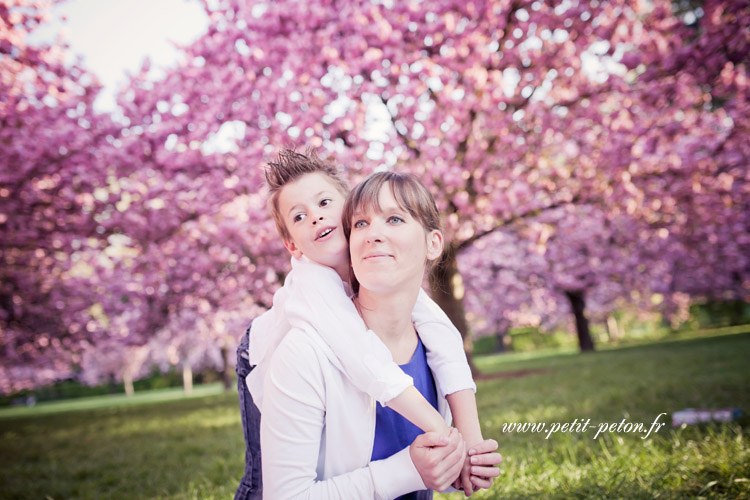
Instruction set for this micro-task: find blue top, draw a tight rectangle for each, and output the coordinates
[371,336,437,500]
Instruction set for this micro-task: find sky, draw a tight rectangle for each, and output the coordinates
[31,0,209,111]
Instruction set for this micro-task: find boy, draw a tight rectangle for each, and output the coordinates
[238,148,488,498]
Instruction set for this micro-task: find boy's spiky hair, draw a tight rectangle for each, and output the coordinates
[265,147,350,242]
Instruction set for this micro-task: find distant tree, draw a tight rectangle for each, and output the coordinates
[0,0,116,393]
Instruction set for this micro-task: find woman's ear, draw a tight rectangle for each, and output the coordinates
[425,229,444,261]
[283,239,303,259]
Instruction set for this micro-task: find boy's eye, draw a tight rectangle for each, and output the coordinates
[293,213,306,223]
[320,198,331,207]
[353,220,367,229]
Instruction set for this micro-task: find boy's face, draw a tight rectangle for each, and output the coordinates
[278,172,349,271]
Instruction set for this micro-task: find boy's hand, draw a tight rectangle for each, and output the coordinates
[467,439,502,491]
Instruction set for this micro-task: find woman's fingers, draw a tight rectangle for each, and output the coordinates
[443,431,467,487]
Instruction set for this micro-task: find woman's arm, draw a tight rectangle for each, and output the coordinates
[261,330,432,500]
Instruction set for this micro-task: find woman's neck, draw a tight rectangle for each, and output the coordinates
[355,287,419,364]
[333,261,351,283]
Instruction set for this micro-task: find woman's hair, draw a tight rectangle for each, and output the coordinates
[343,170,443,246]
[342,171,443,238]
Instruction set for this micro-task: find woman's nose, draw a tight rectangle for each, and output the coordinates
[365,221,384,243]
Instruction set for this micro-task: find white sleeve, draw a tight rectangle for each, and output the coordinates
[412,288,476,396]
[284,257,413,404]
[260,333,425,500]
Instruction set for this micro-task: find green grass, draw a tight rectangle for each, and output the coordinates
[1,332,748,499]
[0,383,227,420]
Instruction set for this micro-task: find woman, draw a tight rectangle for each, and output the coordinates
[260,172,501,499]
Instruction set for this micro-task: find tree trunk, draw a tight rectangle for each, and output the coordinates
[123,371,135,397]
[564,290,595,352]
[494,327,509,353]
[606,315,620,343]
[220,344,232,390]
[428,245,479,376]
[182,363,193,395]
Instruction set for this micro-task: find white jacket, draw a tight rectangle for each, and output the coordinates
[260,327,452,499]
[247,257,475,411]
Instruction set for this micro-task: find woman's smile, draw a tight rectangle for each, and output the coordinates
[363,252,394,261]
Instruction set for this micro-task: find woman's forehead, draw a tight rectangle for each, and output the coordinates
[352,184,406,214]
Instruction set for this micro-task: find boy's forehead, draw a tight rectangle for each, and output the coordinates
[289,172,345,193]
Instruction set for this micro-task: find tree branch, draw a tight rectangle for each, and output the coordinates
[456,194,580,252]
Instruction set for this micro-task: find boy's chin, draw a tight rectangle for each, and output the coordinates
[319,250,349,270]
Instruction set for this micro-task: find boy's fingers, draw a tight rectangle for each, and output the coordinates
[468,439,499,455]
[470,476,494,490]
[471,465,501,478]
[470,452,503,466]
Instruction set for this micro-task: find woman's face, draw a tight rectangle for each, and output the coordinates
[349,183,443,295]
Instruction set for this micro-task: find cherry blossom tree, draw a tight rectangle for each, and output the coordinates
[459,204,677,351]
[116,0,659,361]
[0,0,119,393]
[3,0,747,392]
[622,0,750,307]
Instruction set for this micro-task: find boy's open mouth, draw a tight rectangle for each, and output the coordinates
[316,226,335,240]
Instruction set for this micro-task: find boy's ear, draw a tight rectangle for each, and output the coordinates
[426,230,444,261]
[283,239,303,259]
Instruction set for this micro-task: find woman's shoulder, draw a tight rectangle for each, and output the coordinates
[269,328,339,377]
[264,328,332,402]
[274,328,324,362]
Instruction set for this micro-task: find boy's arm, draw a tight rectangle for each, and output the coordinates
[412,290,485,494]
[446,389,483,447]
[412,289,476,397]
[284,258,411,402]
[447,389,484,495]
[387,386,450,435]
[285,258,447,433]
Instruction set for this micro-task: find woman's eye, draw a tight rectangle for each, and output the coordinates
[320,199,331,207]
[353,220,367,229]
[387,215,405,224]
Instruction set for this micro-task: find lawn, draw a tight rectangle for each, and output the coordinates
[1,331,748,499]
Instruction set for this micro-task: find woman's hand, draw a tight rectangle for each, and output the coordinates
[410,428,466,492]
[454,439,476,496]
